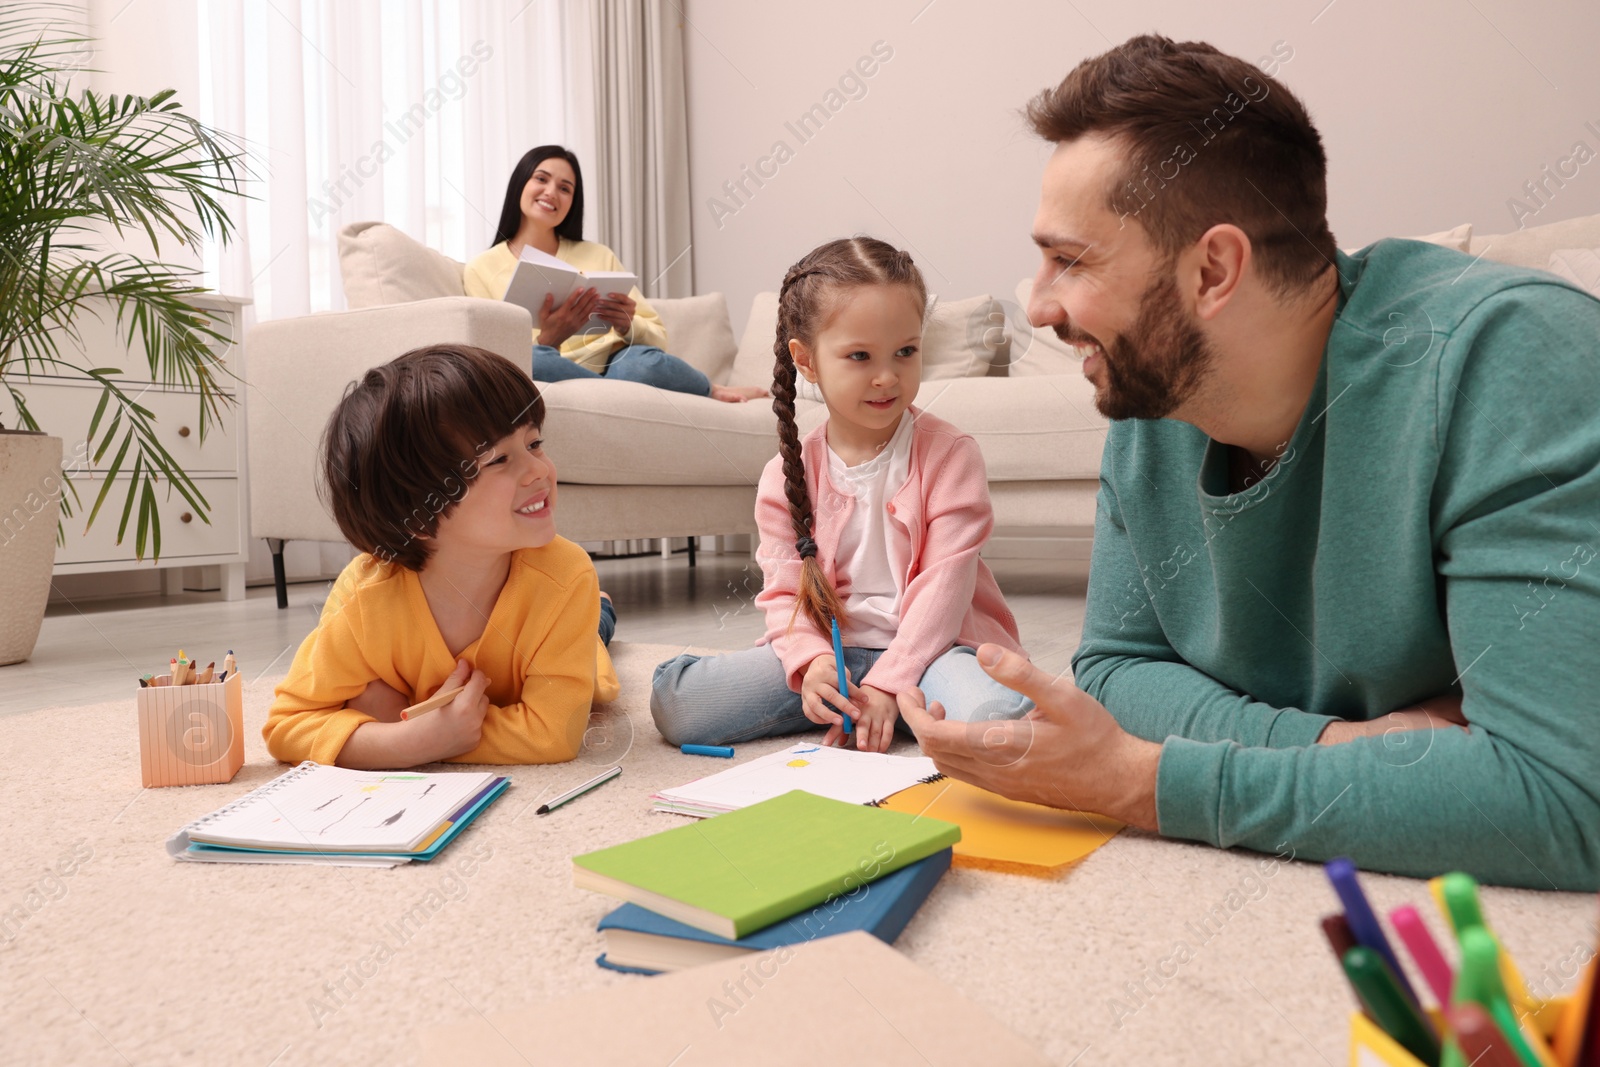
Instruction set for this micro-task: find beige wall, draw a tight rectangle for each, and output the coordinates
[682,0,1600,333]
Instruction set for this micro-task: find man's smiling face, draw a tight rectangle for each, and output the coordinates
[1027,134,1216,421]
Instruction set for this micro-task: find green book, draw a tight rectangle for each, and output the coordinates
[572,790,961,939]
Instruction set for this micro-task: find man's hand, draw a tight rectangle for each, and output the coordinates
[1318,691,1468,745]
[896,644,1161,831]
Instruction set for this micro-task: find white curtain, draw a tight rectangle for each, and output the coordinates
[578,0,694,298]
[199,0,578,322]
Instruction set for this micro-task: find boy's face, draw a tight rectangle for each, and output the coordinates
[432,424,558,557]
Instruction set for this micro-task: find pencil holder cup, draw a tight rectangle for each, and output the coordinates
[1347,995,1570,1066]
[137,672,245,787]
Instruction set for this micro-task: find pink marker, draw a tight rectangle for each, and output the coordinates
[1390,903,1454,1006]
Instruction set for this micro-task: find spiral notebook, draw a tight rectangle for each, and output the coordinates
[651,743,942,818]
[166,761,509,866]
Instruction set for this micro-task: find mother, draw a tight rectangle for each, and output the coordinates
[465,145,765,403]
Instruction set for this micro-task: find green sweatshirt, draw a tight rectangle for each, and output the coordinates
[1072,240,1600,890]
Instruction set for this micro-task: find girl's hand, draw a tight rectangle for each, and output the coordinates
[346,678,410,722]
[851,685,898,753]
[801,654,856,744]
[594,291,635,335]
[536,287,601,348]
[418,659,492,758]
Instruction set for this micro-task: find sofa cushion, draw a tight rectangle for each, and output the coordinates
[338,222,467,308]
[729,291,1004,393]
[914,375,1107,482]
[538,378,825,486]
[923,294,1009,379]
[1475,212,1600,271]
[649,292,738,384]
[730,291,780,388]
[1547,248,1600,296]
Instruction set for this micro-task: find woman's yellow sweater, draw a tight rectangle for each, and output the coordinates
[264,538,620,766]
[463,238,667,371]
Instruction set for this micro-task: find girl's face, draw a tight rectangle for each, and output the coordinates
[792,284,924,459]
[431,424,558,558]
[519,157,576,232]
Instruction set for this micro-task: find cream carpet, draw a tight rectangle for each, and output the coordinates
[2,641,1593,1066]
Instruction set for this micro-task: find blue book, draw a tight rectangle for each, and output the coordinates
[595,847,951,974]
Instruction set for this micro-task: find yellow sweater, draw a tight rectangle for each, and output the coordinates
[463,239,668,372]
[265,538,621,766]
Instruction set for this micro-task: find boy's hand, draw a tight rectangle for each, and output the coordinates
[850,685,898,753]
[418,659,491,758]
[801,654,856,744]
[346,678,410,722]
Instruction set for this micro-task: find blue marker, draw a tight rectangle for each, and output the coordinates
[680,744,735,758]
[831,616,853,735]
[1325,857,1420,1007]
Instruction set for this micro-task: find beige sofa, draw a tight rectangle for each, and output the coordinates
[246,214,1600,607]
[246,223,1108,606]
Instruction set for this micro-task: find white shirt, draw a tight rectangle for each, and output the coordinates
[825,414,915,649]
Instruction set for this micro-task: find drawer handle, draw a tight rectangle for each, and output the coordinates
[180,512,193,524]
[178,426,191,438]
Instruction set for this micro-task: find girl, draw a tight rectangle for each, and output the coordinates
[463,145,765,404]
[651,237,1034,752]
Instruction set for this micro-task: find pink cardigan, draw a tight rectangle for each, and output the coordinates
[754,409,1026,695]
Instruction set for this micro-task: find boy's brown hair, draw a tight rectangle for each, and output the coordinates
[770,235,927,636]
[1025,34,1335,295]
[319,344,545,570]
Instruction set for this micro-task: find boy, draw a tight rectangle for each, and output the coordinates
[264,344,620,768]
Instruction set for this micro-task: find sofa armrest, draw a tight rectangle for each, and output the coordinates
[246,297,534,543]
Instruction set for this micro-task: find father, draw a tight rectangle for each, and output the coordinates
[899,35,1599,891]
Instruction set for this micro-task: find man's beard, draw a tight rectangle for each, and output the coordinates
[1059,270,1215,421]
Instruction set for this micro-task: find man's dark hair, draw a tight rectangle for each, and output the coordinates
[491,144,585,246]
[1026,34,1336,294]
[319,344,545,571]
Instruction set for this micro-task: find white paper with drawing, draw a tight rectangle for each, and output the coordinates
[652,743,941,818]
[179,763,497,852]
[500,246,637,331]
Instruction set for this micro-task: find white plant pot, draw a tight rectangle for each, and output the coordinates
[0,432,63,666]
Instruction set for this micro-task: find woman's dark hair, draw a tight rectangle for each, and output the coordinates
[1025,34,1335,295]
[491,145,585,246]
[319,344,546,571]
[771,236,927,636]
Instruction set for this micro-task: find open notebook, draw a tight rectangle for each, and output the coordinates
[166,761,508,866]
[651,743,942,817]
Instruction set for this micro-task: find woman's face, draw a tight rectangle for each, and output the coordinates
[519,156,576,231]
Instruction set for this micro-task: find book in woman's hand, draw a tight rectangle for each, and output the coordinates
[502,246,637,330]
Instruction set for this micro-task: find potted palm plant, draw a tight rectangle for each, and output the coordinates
[0,8,246,664]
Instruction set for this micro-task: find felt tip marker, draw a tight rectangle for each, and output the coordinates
[831,616,852,735]
[680,744,735,758]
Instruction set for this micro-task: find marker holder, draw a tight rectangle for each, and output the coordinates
[136,672,245,787]
[1348,995,1571,1066]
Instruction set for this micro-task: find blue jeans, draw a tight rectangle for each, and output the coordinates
[532,344,711,397]
[650,644,1034,747]
[598,595,616,647]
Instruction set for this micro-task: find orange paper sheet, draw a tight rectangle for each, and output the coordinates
[879,778,1123,871]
